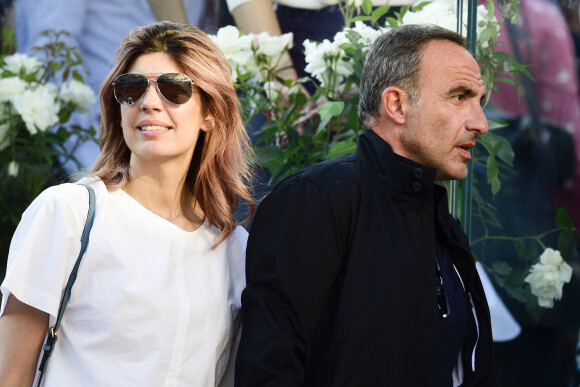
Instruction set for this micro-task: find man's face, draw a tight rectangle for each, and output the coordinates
[400,40,488,180]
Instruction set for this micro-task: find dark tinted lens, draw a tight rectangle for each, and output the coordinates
[157,73,193,104]
[114,74,148,105]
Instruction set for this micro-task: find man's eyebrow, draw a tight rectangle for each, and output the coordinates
[446,85,477,97]
[447,85,487,103]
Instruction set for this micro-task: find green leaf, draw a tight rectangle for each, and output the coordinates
[492,261,512,276]
[316,116,333,138]
[483,153,501,194]
[494,77,516,85]
[72,71,84,82]
[504,286,528,303]
[351,15,372,23]
[525,297,545,323]
[371,6,391,24]
[486,156,499,194]
[385,17,399,27]
[411,1,431,12]
[478,26,494,44]
[362,0,373,15]
[490,175,500,195]
[555,206,574,229]
[254,146,288,180]
[493,51,513,62]
[479,132,514,166]
[495,138,514,167]
[254,145,284,165]
[557,230,575,261]
[318,101,344,120]
[487,119,509,130]
[504,267,529,288]
[328,140,357,159]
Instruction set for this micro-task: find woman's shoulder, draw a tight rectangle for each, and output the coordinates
[223,225,249,250]
[202,223,248,255]
[24,177,105,219]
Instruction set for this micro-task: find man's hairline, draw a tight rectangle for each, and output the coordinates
[380,37,469,109]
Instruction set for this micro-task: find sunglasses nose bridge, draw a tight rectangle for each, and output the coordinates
[151,79,165,101]
[140,78,166,105]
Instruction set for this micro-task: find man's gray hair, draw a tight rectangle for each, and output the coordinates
[358,24,466,129]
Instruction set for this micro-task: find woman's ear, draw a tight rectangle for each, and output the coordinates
[381,86,408,125]
[201,115,214,132]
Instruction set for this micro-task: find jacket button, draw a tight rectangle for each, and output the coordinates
[414,168,424,178]
[412,181,422,192]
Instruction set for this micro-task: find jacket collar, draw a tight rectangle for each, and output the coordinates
[357,130,466,243]
[357,129,437,199]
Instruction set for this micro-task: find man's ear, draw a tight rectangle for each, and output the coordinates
[201,115,214,132]
[381,86,408,125]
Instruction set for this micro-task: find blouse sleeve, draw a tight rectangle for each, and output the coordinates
[225,0,254,12]
[0,183,91,327]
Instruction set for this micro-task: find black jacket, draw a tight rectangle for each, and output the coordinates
[236,130,492,386]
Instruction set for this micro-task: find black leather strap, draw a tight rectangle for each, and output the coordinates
[36,184,96,386]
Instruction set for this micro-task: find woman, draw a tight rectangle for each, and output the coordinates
[0,21,254,386]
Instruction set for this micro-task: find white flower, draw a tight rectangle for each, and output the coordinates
[347,21,388,51]
[347,0,363,8]
[3,53,44,79]
[332,31,351,52]
[0,77,29,102]
[304,34,355,87]
[12,83,60,135]
[210,25,254,81]
[475,4,498,49]
[304,39,333,84]
[524,248,573,308]
[402,0,457,31]
[263,81,278,101]
[303,39,319,57]
[247,32,293,81]
[7,160,19,177]
[254,32,293,60]
[402,0,496,47]
[59,79,96,114]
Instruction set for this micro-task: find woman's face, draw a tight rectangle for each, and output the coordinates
[119,52,211,168]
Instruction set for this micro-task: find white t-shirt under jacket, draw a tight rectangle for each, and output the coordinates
[0,177,247,386]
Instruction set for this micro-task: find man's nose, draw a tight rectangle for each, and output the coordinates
[466,105,488,135]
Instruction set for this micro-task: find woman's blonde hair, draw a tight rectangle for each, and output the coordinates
[89,21,254,246]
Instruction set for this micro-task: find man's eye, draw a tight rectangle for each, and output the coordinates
[454,94,465,102]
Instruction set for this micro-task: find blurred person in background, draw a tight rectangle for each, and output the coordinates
[472,0,580,385]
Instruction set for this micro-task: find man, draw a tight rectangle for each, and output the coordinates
[235,24,493,386]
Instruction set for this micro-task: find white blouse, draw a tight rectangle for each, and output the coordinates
[1,178,247,386]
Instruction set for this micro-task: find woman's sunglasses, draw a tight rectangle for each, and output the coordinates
[112,73,195,105]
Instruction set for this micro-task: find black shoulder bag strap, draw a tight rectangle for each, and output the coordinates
[36,184,96,386]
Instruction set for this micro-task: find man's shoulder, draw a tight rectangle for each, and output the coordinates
[279,152,362,192]
[256,153,365,226]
